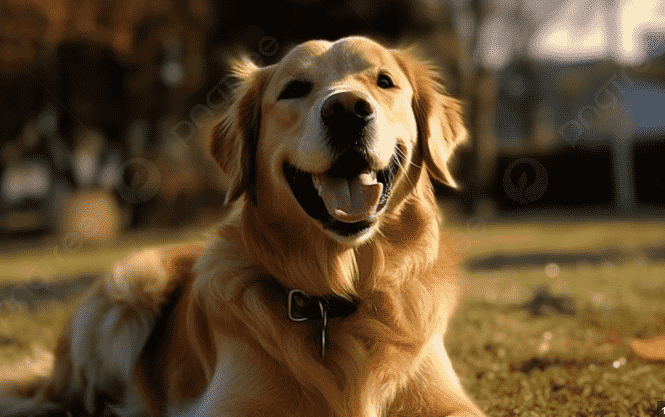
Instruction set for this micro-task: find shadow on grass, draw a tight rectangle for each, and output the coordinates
[0,276,97,311]
[464,244,665,271]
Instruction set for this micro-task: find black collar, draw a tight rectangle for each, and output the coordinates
[274,281,359,361]
[286,288,359,322]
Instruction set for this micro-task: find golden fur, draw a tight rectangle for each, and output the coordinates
[0,36,484,416]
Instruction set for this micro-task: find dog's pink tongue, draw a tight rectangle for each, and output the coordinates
[313,171,383,223]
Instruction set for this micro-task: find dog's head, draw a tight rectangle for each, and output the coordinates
[211,36,466,246]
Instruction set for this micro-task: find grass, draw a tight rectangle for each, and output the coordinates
[1,219,665,416]
[448,219,665,416]
[449,300,665,416]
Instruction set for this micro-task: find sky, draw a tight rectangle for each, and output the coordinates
[471,0,665,68]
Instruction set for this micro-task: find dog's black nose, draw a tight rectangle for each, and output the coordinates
[321,92,373,124]
[321,92,374,150]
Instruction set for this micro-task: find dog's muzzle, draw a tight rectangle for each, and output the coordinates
[283,91,403,238]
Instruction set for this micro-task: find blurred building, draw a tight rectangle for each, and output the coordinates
[448,0,665,219]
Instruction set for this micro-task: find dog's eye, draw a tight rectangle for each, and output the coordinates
[377,73,394,89]
[278,80,313,100]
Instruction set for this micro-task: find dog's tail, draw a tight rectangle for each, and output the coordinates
[0,245,205,417]
[0,313,156,417]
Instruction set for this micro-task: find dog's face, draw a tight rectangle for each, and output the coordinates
[212,36,466,246]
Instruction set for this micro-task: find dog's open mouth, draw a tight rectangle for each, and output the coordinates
[284,150,402,236]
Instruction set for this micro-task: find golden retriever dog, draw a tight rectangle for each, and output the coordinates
[0,36,485,417]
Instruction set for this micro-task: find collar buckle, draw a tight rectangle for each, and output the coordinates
[287,289,329,361]
[285,288,359,362]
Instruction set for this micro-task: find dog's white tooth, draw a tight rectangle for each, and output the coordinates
[358,170,378,186]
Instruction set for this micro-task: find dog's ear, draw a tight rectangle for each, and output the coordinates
[392,49,468,188]
[211,58,270,204]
